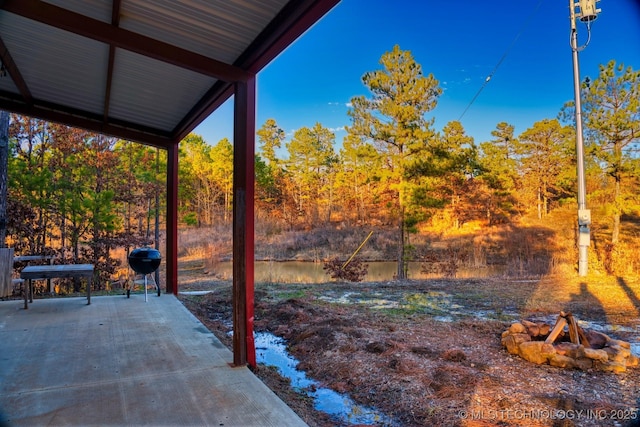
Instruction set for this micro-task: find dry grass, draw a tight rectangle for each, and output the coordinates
[518,274,640,327]
[174,206,640,283]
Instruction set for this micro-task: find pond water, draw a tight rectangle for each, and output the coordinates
[254,332,396,426]
[212,260,503,283]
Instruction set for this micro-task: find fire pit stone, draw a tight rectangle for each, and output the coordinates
[502,312,639,373]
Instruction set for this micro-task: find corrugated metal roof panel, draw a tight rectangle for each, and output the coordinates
[0,0,340,144]
[109,48,216,131]
[42,0,112,23]
[0,12,108,116]
[120,0,290,64]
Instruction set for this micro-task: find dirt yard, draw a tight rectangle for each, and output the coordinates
[177,260,640,427]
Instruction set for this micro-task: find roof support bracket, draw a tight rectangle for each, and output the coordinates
[0,36,32,105]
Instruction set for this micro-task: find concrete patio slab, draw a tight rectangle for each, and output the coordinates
[0,294,306,426]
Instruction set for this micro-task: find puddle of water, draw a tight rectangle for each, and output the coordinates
[529,314,639,334]
[578,320,638,334]
[433,315,454,322]
[578,320,640,356]
[254,332,395,426]
[318,292,400,309]
[179,290,214,296]
[317,290,520,322]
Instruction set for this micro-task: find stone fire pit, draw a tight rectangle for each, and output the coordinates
[502,311,639,373]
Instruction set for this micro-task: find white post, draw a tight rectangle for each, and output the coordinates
[569,0,595,276]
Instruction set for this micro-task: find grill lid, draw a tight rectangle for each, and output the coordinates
[128,247,161,275]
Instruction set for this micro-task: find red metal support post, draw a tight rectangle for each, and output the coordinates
[232,75,256,367]
[166,143,179,295]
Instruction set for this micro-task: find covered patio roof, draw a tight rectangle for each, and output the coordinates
[0,0,338,147]
[0,0,340,367]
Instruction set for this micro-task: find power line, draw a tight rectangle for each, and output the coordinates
[458,0,545,121]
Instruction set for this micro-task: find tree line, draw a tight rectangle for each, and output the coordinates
[255,47,639,277]
[2,46,639,283]
[5,119,164,283]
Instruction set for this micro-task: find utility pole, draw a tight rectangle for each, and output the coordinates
[569,0,600,276]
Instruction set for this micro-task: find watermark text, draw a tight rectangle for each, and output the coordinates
[458,408,638,421]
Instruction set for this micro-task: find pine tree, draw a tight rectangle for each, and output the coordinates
[580,60,640,245]
[478,122,520,223]
[516,119,573,218]
[347,45,441,279]
[210,138,233,222]
[285,123,336,226]
[256,119,287,218]
[335,133,382,224]
[437,121,478,228]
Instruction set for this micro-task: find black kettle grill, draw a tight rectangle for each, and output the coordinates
[127,247,161,300]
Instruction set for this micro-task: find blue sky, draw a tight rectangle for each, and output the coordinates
[195,0,640,153]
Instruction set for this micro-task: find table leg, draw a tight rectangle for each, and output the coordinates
[87,277,91,305]
[29,279,33,303]
[23,282,28,310]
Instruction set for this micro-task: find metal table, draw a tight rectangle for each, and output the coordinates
[20,264,94,309]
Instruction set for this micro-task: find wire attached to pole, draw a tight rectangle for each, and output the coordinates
[571,20,593,52]
[459,0,544,121]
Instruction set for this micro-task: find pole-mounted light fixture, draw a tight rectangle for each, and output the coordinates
[569,0,600,277]
[578,0,601,22]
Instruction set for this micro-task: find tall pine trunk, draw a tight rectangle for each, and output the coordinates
[612,178,621,245]
[396,201,406,280]
[537,187,542,220]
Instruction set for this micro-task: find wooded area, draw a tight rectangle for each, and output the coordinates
[2,48,639,285]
